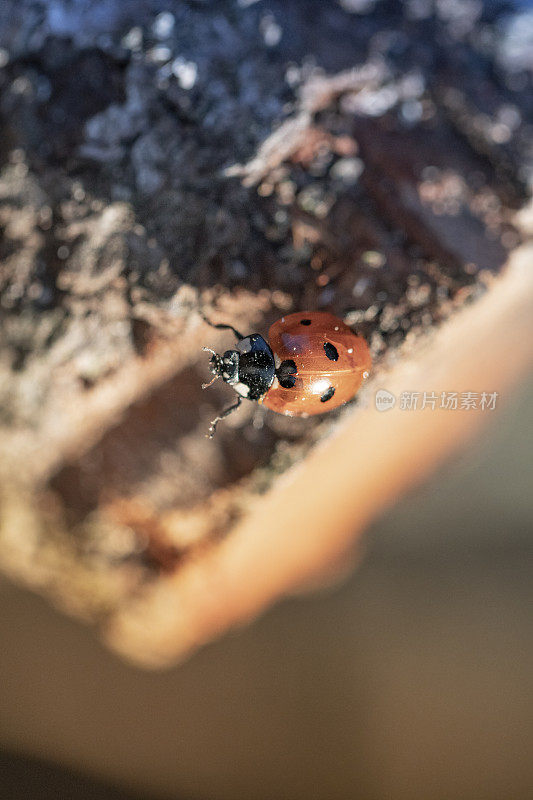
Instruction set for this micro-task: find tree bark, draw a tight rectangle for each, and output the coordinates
[0,0,532,665]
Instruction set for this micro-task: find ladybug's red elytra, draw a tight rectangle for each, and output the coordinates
[202,311,371,437]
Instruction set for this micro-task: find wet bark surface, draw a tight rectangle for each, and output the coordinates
[0,1,531,634]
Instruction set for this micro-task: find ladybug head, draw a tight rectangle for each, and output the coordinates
[203,334,276,400]
[203,347,239,386]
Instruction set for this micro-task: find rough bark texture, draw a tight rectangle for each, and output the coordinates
[0,0,532,663]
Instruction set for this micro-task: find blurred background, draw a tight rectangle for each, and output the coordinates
[1,0,532,797]
[1,373,531,800]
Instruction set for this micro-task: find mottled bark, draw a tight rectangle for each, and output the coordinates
[0,0,531,665]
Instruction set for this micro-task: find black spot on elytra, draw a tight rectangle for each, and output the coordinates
[323,342,338,361]
[277,358,298,389]
[320,386,335,403]
[300,319,312,325]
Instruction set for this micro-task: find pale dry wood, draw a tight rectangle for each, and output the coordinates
[105,244,533,666]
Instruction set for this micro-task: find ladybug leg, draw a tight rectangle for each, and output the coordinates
[199,312,244,341]
[206,396,242,439]
[201,347,220,389]
[201,373,219,389]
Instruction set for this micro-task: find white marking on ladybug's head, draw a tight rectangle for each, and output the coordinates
[274,353,281,369]
[234,381,250,397]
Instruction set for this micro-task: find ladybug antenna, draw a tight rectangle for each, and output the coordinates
[206,396,242,438]
[200,312,244,342]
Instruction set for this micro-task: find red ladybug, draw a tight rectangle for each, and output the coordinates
[202,311,371,437]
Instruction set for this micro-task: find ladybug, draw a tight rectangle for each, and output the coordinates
[202,311,371,437]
